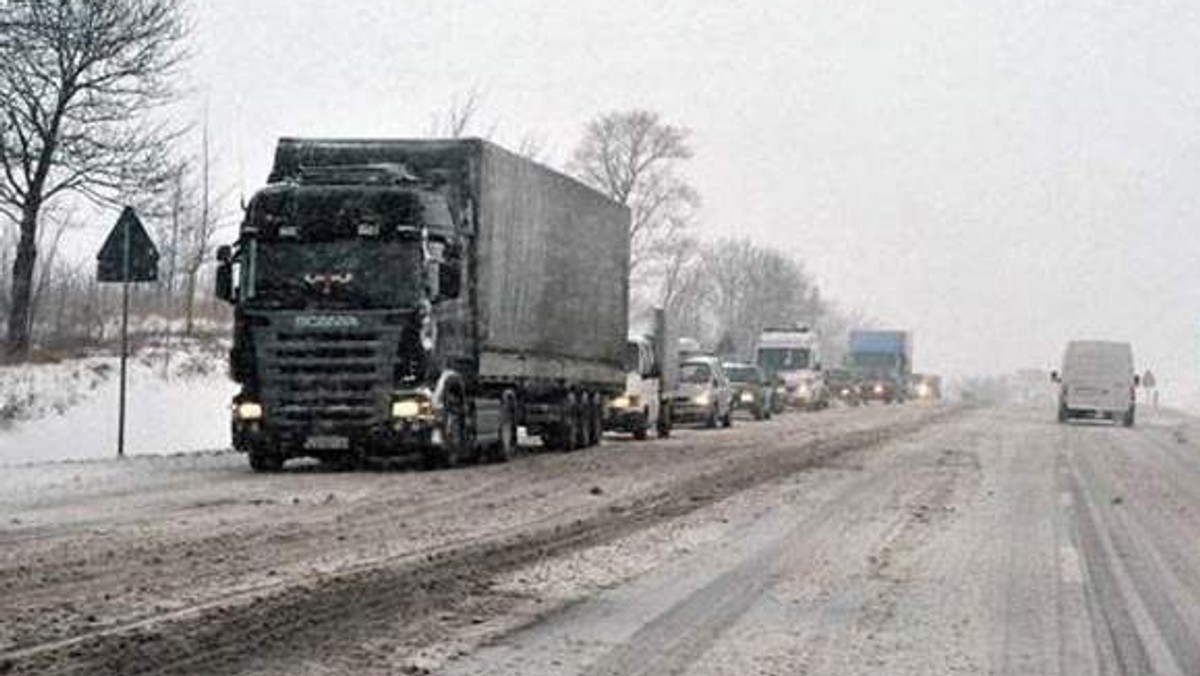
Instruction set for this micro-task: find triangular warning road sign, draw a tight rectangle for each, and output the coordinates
[97,206,159,283]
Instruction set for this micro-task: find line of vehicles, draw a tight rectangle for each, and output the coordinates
[603,324,941,441]
[214,137,941,471]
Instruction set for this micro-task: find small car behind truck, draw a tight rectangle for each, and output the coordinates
[671,356,733,428]
[723,362,772,420]
[1052,340,1138,427]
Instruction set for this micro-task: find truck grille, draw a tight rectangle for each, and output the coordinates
[256,324,400,430]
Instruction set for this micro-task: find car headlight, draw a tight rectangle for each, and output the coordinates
[740,391,754,403]
[693,393,711,406]
[234,401,263,421]
[612,395,638,410]
[391,395,433,419]
[874,384,885,394]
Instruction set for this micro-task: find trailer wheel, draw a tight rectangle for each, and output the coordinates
[543,393,577,452]
[586,395,603,447]
[572,393,589,449]
[489,391,518,463]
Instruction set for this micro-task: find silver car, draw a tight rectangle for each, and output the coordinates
[671,356,734,428]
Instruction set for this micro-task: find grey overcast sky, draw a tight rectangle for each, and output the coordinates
[155,0,1200,398]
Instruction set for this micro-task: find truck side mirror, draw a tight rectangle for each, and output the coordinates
[215,245,234,303]
[439,259,461,300]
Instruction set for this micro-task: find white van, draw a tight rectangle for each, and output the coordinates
[1053,340,1138,426]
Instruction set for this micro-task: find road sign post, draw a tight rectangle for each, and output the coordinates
[97,206,159,458]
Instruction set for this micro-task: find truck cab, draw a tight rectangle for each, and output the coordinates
[755,326,828,411]
[215,164,468,470]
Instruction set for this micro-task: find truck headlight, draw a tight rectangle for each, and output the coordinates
[874,384,885,394]
[693,393,711,406]
[740,391,754,403]
[392,396,433,419]
[234,401,263,421]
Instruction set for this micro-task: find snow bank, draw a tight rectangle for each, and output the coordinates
[0,347,238,465]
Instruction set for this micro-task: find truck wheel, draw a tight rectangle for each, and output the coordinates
[544,394,577,451]
[248,450,283,473]
[572,394,589,449]
[426,391,468,468]
[753,406,764,421]
[588,394,603,447]
[489,392,518,463]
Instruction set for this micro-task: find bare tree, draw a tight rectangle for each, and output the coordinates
[180,115,217,335]
[569,110,699,282]
[429,85,491,138]
[0,0,188,359]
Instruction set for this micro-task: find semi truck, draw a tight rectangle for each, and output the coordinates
[215,138,630,470]
[755,326,828,411]
[848,329,912,404]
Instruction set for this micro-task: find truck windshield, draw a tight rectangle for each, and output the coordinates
[246,240,424,310]
[679,363,713,384]
[725,366,760,384]
[757,348,811,371]
[851,353,898,370]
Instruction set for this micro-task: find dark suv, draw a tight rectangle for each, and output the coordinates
[722,362,772,420]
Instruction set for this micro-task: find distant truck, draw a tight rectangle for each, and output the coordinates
[1052,340,1137,426]
[215,138,630,470]
[755,326,828,411]
[848,330,912,404]
[605,309,674,440]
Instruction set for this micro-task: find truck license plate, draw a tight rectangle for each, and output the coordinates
[304,435,349,450]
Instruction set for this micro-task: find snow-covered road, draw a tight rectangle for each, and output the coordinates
[4,403,1198,675]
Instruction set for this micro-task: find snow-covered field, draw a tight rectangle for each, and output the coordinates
[0,345,238,465]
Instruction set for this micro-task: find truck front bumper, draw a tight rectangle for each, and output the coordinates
[233,417,442,457]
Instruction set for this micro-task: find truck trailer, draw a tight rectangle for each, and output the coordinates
[215,138,630,470]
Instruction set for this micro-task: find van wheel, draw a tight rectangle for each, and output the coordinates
[633,410,649,441]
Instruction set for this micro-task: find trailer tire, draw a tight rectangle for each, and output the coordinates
[489,391,518,463]
[572,393,589,449]
[544,393,577,452]
[587,395,603,447]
